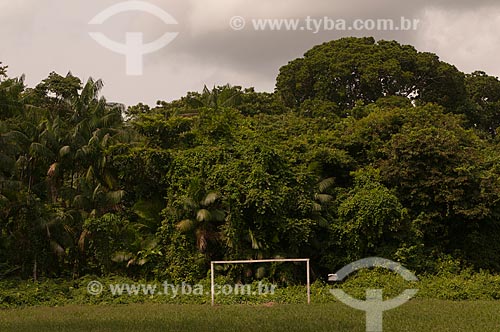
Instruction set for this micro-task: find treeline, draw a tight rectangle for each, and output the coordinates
[1,37,500,282]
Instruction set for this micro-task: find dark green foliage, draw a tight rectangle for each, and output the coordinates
[464,71,500,133]
[2,37,500,286]
[276,37,466,110]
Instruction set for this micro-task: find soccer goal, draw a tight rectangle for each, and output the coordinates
[210,258,310,306]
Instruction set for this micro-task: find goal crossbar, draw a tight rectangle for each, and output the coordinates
[210,258,310,305]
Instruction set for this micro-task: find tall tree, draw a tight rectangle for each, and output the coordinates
[276,37,466,111]
[464,71,500,134]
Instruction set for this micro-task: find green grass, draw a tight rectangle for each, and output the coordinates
[1,301,499,332]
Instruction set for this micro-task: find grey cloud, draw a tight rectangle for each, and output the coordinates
[1,0,499,106]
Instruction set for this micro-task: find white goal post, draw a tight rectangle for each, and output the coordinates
[210,258,310,306]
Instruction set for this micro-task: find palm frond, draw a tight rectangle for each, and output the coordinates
[59,145,71,158]
[78,229,89,251]
[176,219,195,232]
[318,177,335,193]
[314,193,333,204]
[112,251,132,263]
[4,130,30,147]
[182,197,197,210]
[104,190,125,206]
[312,202,322,212]
[196,209,211,222]
[248,229,262,250]
[201,192,219,206]
[73,195,87,209]
[210,209,226,222]
[29,142,54,160]
[85,166,94,182]
[50,240,65,256]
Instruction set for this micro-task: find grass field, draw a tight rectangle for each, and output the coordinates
[1,300,499,332]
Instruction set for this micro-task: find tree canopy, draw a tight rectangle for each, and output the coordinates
[276,37,466,111]
[2,37,500,282]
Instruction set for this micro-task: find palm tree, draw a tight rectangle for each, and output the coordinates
[1,71,131,278]
[0,62,7,80]
[312,177,335,216]
[28,77,127,277]
[187,85,242,111]
[175,183,226,254]
[0,67,25,119]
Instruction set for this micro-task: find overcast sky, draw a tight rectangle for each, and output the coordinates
[1,0,500,106]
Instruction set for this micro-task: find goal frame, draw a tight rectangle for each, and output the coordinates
[210,258,310,306]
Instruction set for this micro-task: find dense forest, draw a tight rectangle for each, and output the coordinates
[1,37,500,283]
